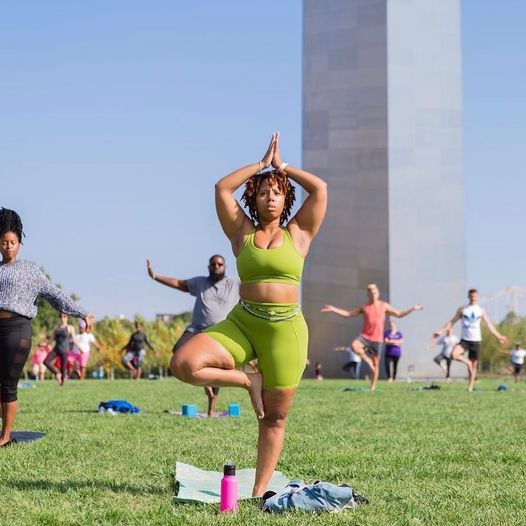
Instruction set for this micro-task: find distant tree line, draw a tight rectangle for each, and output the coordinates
[481,311,525,373]
[30,267,191,378]
[30,268,521,377]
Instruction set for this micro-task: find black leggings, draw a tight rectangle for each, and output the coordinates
[44,349,68,379]
[0,315,32,403]
[385,355,400,380]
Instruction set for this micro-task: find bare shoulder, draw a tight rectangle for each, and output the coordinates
[286,220,311,258]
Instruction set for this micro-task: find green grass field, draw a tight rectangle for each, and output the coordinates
[1,377,525,525]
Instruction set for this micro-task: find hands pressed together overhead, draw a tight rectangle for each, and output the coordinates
[260,132,286,171]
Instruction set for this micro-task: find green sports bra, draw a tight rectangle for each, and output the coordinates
[236,227,304,286]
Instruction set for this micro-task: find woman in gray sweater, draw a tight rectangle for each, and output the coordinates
[0,208,92,447]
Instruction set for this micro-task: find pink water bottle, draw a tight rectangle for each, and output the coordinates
[219,460,238,513]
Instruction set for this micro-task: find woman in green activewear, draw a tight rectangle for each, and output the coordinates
[170,132,327,496]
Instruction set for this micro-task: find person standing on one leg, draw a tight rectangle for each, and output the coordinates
[0,208,92,447]
[170,132,327,496]
[321,284,423,391]
[433,288,507,392]
[44,313,83,385]
[384,320,403,382]
[147,255,239,416]
[121,322,157,380]
[429,329,459,380]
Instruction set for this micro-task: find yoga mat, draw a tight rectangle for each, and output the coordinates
[165,410,231,418]
[11,431,46,443]
[340,387,383,393]
[174,462,290,504]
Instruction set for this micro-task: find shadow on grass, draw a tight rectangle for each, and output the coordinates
[7,479,165,495]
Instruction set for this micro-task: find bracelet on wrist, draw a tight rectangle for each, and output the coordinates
[278,162,288,173]
[257,161,262,174]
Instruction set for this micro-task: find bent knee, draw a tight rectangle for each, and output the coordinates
[170,353,197,384]
[351,340,363,354]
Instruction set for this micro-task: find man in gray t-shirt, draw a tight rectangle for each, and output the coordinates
[147,254,239,415]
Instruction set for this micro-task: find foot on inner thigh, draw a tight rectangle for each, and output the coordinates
[246,373,264,419]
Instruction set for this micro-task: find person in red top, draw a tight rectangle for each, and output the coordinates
[321,283,423,390]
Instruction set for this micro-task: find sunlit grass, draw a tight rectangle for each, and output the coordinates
[1,376,524,525]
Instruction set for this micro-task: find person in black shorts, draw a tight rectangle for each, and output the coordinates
[433,289,507,392]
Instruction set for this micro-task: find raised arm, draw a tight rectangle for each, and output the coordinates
[273,133,327,239]
[481,310,508,345]
[215,134,277,240]
[385,303,423,319]
[433,308,462,338]
[146,259,189,292]
[321,304,363,318]
[37,267,92,328]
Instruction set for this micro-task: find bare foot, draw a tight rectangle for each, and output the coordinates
[247,373,264,419]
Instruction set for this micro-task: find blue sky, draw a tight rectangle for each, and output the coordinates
[1,1,525,319]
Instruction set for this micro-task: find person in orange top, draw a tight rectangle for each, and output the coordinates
[321,283,423,391]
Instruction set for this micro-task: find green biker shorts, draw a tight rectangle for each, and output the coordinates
[203,300,308,389]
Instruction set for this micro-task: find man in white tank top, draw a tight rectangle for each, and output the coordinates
[433,289,507,391]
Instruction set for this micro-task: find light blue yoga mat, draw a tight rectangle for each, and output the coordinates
[174,462,290,504]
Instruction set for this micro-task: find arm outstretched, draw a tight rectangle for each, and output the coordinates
[321,304,362,318]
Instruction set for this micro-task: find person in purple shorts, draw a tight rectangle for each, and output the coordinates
[384,320,403,382]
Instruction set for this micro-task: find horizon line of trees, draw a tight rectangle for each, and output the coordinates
[30,267,191,377]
